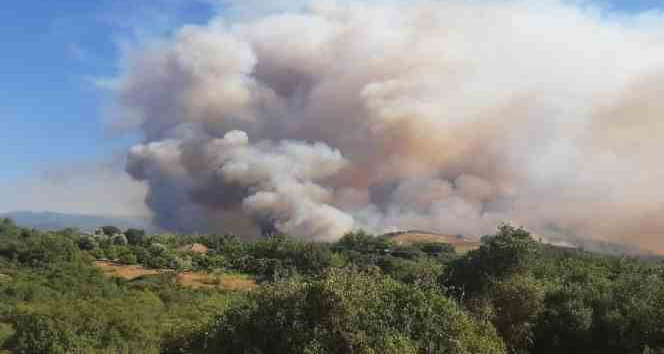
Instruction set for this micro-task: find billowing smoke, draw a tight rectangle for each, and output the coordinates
[114,0,664,248]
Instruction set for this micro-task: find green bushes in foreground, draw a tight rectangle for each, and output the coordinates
[168,268,505,354]
[3,217,664,354]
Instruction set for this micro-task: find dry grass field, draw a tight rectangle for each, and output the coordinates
[175,271,256,291]
[94,261,256,291]
[387,232,481,253]
[95,261,162,279]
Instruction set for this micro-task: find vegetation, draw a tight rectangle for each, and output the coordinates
[1,217,664,353]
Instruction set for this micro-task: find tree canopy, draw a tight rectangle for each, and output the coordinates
[1,221,664,354]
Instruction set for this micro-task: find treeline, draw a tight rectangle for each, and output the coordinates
[1,217,664,353]
[75,226,456,283]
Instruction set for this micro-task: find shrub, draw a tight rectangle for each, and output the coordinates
[181,269,505,354]
[125,229,147,246]
[100,226,122,236]
[112,234,129,246]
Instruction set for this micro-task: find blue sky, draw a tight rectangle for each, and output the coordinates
[0,0,662,211]
[0,0,214,181]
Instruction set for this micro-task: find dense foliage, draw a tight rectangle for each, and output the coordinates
[1,217,664,353]
[169,269,504,354]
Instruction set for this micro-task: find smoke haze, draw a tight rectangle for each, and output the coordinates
[0,158,149,218]
[113,0,664,249]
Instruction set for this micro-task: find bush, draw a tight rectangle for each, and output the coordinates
[8,293,164,354]
[17,234,81,266]
[334,231,393,254]
[443,224,538,298]
[116,247,138,265]
[77,235,97,251]
[0,323,14,350]
[112,234,129,246]
[100,226,122,236]
[191,254,227,271]
[180,269,505,354]
[125,229,147,246]
[415,242,456,258]
[9,313,75,354]
[491,275,545,353]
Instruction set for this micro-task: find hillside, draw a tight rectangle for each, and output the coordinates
[385,230,481,253]
[385,229,658,257]
[538,234,656,256]
[3,219,664,353]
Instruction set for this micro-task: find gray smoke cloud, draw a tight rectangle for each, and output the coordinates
[113,0,664,248]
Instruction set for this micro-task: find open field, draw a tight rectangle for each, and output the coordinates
[387,232,481,253]
[94,261,256,291]
[176,271,256,291]
[94,261,162,279]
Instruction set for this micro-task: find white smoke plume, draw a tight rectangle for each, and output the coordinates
[114,0,664,248]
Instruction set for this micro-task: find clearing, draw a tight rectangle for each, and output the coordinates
[386,231,481,253]
[94,261,256,291]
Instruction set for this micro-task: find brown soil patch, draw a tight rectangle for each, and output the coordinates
[176,243,209,254]
[176,272,256,291]
[95,261,163,279]
[95,261,255,291]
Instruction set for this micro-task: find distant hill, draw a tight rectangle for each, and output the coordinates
[2,212,655,256]
[538,233,656,257]
[0,211,157,233]
[384,229,657,257]
[384,230,481,253]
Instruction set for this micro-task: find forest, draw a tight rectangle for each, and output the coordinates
[1,217,664,354]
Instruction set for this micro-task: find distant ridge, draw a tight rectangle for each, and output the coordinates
[537,233,656,257]
[384,230,481,253]
[384,229,657,257]
[0,211,157,233]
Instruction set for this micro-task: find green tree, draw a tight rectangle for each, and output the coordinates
[100,226,121,236]
[112,234,129,246]
[10,313,74,354]
[179,269,505,354]
[443,224,539,298]
[415,242,456,258]
[491,275,545,353]
[77,235,98,251]
[125,229,147,246]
